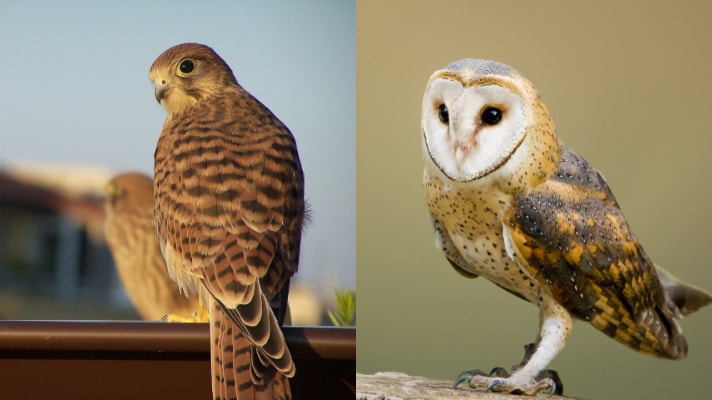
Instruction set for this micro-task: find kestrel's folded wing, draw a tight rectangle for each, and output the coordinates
[503,145,687,359]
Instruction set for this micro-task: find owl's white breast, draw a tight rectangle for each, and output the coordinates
[424,165,542,303]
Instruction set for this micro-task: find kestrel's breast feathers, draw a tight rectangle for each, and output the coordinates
[504,145,685,358]
[155,89,303,301]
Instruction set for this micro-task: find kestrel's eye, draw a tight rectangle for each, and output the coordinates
[179,59,195,74]
[481,107,503,125]
[438,104,449,123]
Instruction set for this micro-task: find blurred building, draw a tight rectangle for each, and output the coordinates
[0,163,134,319]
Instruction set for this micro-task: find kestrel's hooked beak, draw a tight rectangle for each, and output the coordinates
[150,71,198,115]
[153,79,172,104]
[151,72,174,104]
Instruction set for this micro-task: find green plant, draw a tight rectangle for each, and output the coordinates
[327,288,355,327]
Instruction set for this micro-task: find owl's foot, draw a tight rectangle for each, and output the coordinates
[454,367,562,396]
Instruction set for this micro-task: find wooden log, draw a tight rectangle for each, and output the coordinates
[356,372,581,400]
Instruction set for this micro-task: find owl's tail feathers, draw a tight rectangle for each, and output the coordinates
[637,305,688,359]
[636,265,712,360]
[655,265,712,316]
[210,301,292,400]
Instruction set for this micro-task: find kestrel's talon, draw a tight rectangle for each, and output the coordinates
[163,310,208,323]
[163,313,187,322]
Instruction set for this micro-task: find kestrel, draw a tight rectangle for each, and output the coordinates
[104,172,200,320]
[150,43,304,400]
[421,59,712,395]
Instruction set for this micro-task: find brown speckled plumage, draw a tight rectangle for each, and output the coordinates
[422,59,711,395]
[151,43,303,400]
[104,172,201,320]
[506,146,686,358]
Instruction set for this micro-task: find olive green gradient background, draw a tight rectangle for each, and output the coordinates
[356,1,712,399]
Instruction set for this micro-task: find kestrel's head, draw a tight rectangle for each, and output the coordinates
[421,59,559,187]
[149,43,238,115]
[104,172,153,216]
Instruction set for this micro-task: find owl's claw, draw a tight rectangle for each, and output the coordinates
[535,370,563,395]
[454,367,562,396]
[486,378,503,392]
[453,375,470,388]
[453,368,487,388]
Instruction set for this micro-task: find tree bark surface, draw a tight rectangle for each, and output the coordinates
[356,372,581,400]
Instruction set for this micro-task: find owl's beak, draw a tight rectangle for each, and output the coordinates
[454,135,477,154]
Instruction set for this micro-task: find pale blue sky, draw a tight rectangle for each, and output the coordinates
[0,1,355,296]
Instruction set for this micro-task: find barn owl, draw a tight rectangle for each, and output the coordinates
[422,59,712,395]
[151,43,305,400]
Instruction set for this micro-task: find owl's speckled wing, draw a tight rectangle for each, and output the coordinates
[504,145,686,359]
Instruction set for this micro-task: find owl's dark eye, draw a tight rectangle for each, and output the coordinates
[481,107,502,125]
[179,59,195,74]
[438,104,449,123]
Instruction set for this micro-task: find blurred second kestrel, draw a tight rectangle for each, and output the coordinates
[104,172,200,320]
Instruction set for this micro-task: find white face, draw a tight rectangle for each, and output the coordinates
[422,78,527,182]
